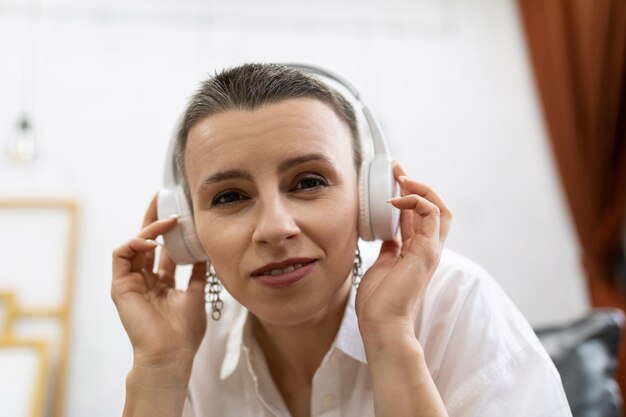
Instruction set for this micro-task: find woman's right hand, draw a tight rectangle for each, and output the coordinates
[112,194,208,368]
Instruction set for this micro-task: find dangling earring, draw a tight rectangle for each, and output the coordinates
[206,262,223,321]
[352,245,363,289]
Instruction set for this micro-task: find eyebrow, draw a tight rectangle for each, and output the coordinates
[199,169,253,188]
[198,153,333,191]
[277,153,332,173]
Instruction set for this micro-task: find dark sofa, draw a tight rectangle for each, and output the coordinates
[535,309,624,417]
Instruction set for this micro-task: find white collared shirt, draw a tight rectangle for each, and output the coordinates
[182,248,572,417]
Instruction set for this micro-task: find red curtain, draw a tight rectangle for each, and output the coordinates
[518,0,626,397]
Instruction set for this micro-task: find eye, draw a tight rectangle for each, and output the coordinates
[293,175,328,191]
[212,190,247,206]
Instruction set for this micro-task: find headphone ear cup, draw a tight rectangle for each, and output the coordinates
[157,186,208,265]
[367,157,400,241]
[357,161,374,241]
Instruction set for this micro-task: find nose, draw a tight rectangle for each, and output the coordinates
[251,195,300,246]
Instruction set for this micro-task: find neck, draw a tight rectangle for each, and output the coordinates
[251,279,352,383]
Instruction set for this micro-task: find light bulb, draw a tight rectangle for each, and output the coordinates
[7,116,36,163]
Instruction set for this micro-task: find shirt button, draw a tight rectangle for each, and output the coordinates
[322,394,336,408]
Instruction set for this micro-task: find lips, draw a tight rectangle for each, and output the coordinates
[251,258,316,277]
[251,259,317,289]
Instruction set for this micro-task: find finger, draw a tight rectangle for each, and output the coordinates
[111,271,149,302]
[130,240,161,273]
[399,200,414,243]
[138,216,179,240]
[187,262,208,294]
[397,177,452,242]
[131,249,147,273]
[138,216,177,273]
[141,194,160,269]
[392,162,415,243]
[439,213,452,244]
[158,247,177,279]
[145,239,164,274]
[155,247,176,290]
[392,160,408,179]
[142,193,160,228]
[145,249,156,274]
[141,268,158,289]
[389,195,440,241]
[112,238,158,277]
[377,237,402,261]
[157,270,176,290]
[397,177,451,219]
[391,161,409,198]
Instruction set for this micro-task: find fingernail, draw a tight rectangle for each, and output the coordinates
[168,214,180,219]
[398,176,409,182]
[386,197,400,203]
[146,239,163,247]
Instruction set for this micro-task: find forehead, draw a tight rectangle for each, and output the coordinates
[184,98,354,179]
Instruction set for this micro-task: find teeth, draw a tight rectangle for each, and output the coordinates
[263,263,307,276]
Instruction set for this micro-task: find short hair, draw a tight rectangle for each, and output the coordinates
[174,63,361,200]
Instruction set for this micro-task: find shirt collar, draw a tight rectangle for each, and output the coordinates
[333,285,367,363]
[219,285,367,381]
[219,304,249,380]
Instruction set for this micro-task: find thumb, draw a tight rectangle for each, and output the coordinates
[187,262,208,294]
[377,238,401,261]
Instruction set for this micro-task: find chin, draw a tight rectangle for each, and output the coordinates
[249,280,352,328]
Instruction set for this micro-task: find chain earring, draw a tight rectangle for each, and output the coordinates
[205,262,223,321]
[352,245,363,289]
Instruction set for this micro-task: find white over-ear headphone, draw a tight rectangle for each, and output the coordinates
[157,64,400,265]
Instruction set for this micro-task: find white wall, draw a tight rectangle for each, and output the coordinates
[0,0,589,416]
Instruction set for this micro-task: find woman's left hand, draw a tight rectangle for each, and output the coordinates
[355,161,452,342]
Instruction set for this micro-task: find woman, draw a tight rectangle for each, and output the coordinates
[112,63,571,417]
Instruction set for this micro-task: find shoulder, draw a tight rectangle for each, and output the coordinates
[416,247,539,379]
[418,247,536,348]
[413,248,570,416]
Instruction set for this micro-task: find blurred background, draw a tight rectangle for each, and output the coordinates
[0,0,624,416]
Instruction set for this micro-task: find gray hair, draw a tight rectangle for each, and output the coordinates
[174,63,361,201]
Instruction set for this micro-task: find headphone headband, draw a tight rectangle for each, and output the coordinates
[284,63,363,99]
[283,63,390,157]
[163,121,180,188]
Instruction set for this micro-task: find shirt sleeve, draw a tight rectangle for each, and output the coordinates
[417,251,573,417]
[446,343,572,417]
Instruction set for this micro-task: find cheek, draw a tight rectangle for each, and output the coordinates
[311,197,359,284]
[302,190,359,249]
[194,215,247,273]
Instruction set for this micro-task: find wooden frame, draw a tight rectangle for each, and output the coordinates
[0,291,16,340]
[0,199,78,417]
[0,338,48,417]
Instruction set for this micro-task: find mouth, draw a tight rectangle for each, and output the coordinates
[251,258,316,277]
[250,258,317,289]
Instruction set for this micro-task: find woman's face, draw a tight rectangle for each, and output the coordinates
[184,98,359,326]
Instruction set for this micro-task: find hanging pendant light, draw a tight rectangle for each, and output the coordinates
[7,115,36,163]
